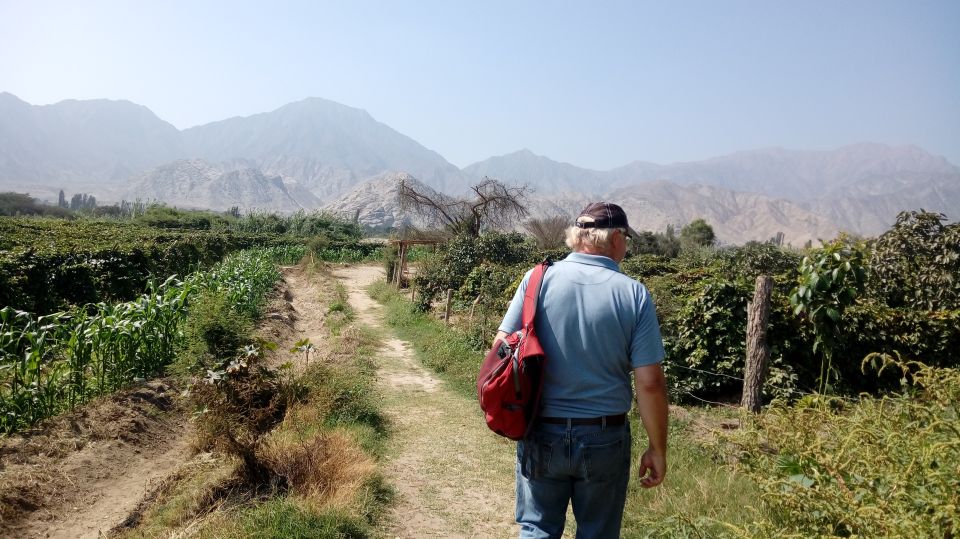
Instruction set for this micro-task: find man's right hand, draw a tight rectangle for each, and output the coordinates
[637,445,666,488]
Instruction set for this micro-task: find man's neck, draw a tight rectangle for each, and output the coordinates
[576,247,616,259]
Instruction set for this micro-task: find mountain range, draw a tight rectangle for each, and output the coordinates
[1,91,958,245]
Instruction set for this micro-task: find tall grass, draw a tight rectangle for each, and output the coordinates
[368,281,479,396]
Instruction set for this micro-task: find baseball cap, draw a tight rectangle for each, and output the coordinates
[575,202,635,237]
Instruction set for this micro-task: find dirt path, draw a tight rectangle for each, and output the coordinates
[329,265,518,538]
[0,381,192,539]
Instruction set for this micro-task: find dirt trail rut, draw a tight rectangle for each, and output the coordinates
[1,381,192,539]
[330,265,518,538]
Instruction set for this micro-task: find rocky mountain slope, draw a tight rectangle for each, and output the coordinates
[465,145,960,235]
[181,98,471,198]
[124,159,320,212]
[321,172,434,232]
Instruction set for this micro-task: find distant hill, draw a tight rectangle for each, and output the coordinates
[463,149,610,195]
[0,93,469,205]
[181,98,470,199]
[0,92,184,200]
[465,144,960,235]
[124,159,321,212]
[1,92,956,241]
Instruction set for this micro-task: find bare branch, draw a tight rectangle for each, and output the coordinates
[396,176,529,237]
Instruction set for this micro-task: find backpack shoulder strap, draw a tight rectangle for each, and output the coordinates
[521,258,552,329]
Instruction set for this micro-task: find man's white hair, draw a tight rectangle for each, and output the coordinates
[564,225,624,252]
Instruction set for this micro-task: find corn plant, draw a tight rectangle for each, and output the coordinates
[0,248,284,433]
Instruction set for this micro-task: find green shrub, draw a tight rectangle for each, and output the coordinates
[867,210,960,311]
[175,290,252,374]
[725,361,960,537]
[411,232,536,312]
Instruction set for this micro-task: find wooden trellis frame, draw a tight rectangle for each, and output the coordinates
[388,239,440,286]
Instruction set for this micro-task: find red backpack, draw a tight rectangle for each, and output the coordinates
[477,260,550,440]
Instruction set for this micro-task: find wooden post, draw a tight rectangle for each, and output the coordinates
[410,286,416,304]
[444,289,453,324]
[468,295,481,325]
[392,243,403,285]
[742,275,773,413]
[399,243,408,287]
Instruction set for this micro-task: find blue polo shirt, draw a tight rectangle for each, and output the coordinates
[498,252,665,418]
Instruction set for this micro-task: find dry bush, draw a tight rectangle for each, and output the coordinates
[262,431,377,512]
[523,215,570,249]
[189,351,295,485]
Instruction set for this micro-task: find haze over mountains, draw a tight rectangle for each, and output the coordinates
[1,91,958,245]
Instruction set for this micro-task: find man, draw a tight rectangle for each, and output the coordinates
[494,202,669,539]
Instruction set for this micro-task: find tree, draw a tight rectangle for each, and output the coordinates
[523,215,569,249]
[868,210,960,311]
[680,218,716,249]
[655,225,681,258]
[632,230,661,255]
[398,177,530,237]
[789,237,867,393]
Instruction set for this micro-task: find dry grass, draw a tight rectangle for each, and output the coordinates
[113,454,241,538]
[262,430,377,512]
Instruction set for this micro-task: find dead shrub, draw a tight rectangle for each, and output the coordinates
[189,345,299,486]
[262,431,376,511]
[523,215,570,250]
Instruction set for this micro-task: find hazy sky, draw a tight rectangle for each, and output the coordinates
[1,0,958,169]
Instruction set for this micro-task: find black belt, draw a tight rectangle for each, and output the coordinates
[539,413,626,426]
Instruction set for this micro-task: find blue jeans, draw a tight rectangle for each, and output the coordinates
[516,421,631,539]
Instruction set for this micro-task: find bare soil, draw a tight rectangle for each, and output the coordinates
[0,380,191,538]
[330,264,518,538]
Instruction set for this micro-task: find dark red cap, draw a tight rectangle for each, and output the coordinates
[575,202,630,230]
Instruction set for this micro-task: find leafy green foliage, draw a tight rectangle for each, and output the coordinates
[132,204,231,230]
[412,232,534,311]
[789,237,867,391]
[725,361,960,537]
[832,303,960,392]
[721,241,803,282]
[229,210,363,241]
[664,279,800,401]
[868,210,960,311]
[679,218,716,249]
[0,217,296,313]
[174,290,252,375]
[0,192,73,217]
